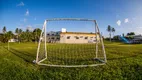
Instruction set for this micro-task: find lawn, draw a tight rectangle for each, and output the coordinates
[0,42,142,80]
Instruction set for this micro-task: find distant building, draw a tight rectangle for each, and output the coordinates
[132,35,142,43]
[9,39,18,42]
[46,31,60,43]
[60,32,99,43]
[47,28,100,43]
[133,35,142,39]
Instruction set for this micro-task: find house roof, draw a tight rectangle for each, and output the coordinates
[60,32,99,35]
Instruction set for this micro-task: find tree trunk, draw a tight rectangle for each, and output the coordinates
[112,32,115,41]
[110,32,111,42]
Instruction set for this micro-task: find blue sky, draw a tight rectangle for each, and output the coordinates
[0,0,142,37]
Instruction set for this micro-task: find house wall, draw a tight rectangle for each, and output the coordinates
[9,39,18,42]
[60,33,100,43]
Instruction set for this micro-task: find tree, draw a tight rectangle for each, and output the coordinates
[127,32,135,36]
[6,31,14,40]
[33,28,41,43]
[26,29,30,33]
[112,28,115,36]
[20,32,27,42]
[19,29,22,34]
[107,25,112,42]
[15,28,19,42]
[107,25,116,42]
[18,29,23,42]
[113,35,119,41]
[6,31,14,50]
[2,31,14,43]
[122,33,125,37]
[3,26,6,33]
[15,28,19,34]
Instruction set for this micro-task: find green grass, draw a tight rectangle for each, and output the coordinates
[0,42,142,80]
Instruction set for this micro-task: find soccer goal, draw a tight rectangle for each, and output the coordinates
[35,18,107,67]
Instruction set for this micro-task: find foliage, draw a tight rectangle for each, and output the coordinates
[0,31,14,43]
[0,26,41,43]
[32,28,41,42]
[19,29,23,34]
[107,25,116,42]
[15,28,19,34]
[113,35,119,41]
[122,33,125,37]
[127,32,135,36]
[3,26,6,33]
[20,32,33,42]
[112,27,115,34]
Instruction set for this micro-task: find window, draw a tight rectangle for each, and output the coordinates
[85,37,88,39]
[80,36,83,38]
[47,34,50,35]
[93,40,97,42]
[57,37,60,40]
[52,34,54,36]
[76,36,79,39]
[74,36,79,39]
[67,36,70,39]
[51,37,54,39]
[56,33,59,35]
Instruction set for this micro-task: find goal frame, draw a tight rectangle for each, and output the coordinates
[35,18,107,67]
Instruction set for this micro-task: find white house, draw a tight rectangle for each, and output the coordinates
[47,28,100,43]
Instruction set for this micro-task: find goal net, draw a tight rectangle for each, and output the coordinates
[35,18,107,67]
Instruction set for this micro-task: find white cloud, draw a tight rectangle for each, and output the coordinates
[132,27,142,34]
[116,20,121,26]
[17,2,24,6]
[124,18,129,23]
[25,9,29,16]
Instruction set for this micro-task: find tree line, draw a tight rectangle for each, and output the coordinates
[107,25,115,42]
[106,25,136,42]
[0,26,41,43]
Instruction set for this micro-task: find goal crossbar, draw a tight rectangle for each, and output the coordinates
[46,18,95,21]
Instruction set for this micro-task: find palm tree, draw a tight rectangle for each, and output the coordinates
[18,29,23,43]
[3,26,6,34]
[15,28,20,43]
[33,28,41,43]
[107,25,112,42]
[112,27,115,37]
[122,33,125,37]
[20,32,26,42]
[19,29,22,34]
[6,31,14,41]
[6,31,14,50]
[26,29,30,32]
[15,28,19,34]
[25,29,32,42]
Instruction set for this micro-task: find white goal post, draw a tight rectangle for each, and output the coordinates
[35,18,107,67]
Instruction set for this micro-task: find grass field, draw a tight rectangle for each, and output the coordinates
[0,42,142,80]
